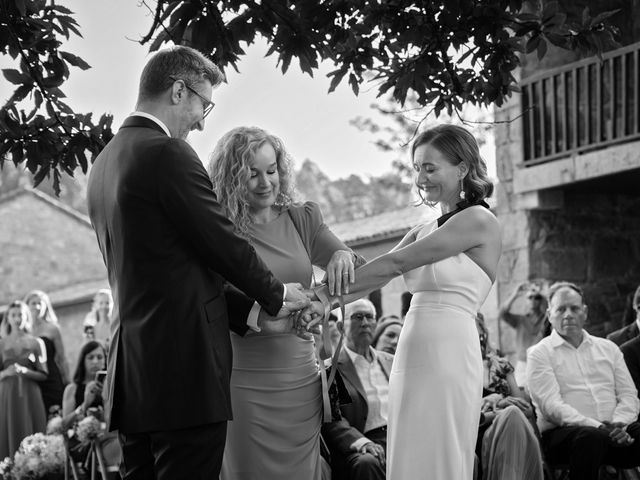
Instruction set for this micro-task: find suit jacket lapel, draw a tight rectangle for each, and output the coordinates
[376,351,394,378]
[338,350,367,402]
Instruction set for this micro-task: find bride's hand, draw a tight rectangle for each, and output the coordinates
[324,250,355,296]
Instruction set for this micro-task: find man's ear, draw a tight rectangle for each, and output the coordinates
[170,80,184,106]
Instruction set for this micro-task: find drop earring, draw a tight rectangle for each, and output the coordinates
[459,178,466,200]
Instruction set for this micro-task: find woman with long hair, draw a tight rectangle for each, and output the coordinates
[23,290,69,415]
[82,289,114,346]
[0,301,48,459]
[209,126,363,480]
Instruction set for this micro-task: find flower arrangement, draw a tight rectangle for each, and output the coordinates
[0,433,65,480]
[76,416,102,444]
[45,416,63,436]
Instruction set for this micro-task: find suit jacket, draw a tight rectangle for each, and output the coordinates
[87,116,284,434]
[607,322,639,346]
[621,336,640,398]
[322,348,394,455]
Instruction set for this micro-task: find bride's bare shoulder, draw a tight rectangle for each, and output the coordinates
[455,205,499,229]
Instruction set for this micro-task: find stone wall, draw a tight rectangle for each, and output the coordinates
[0,190,106,305]
[528,191,640,336]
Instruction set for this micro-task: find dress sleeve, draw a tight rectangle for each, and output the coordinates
[292,202,365,269]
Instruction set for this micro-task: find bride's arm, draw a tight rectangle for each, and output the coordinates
[314,207,499,308]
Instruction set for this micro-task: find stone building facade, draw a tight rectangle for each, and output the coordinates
[0,188,109,367]
[495,4,640,341]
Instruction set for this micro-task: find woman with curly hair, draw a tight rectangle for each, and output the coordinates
[209,126,364,480]
[23,290,69,415]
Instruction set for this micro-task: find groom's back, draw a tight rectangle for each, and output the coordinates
[87,118,235,434]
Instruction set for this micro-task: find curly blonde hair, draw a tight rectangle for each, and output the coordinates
[411,124,493,205]
[208,126,295,238]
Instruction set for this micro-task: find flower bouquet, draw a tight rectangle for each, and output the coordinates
[0,433,65,480]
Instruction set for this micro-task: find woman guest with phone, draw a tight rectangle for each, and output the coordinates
[61,341,121,470]
[61,341,108,430]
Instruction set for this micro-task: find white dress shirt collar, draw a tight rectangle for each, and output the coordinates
[549,328,592,349]
[131,111,171,137]
[345,345,377,364]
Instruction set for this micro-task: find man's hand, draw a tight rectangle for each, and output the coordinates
[600,422,635,447]
[359,441,386,467]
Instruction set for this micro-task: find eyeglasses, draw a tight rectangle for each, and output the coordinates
[350,312,375,322]
[169,76,214,118]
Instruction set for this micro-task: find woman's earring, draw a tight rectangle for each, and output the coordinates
[459,178,466,200]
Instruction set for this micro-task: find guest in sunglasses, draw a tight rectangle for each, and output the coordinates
[498,282,549,388]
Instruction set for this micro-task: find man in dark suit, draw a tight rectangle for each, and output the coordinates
[608,286,640,346]
[621,336,640,409]
[87,46,307,480]
[322,299,395,480]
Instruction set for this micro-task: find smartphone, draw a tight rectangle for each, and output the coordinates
[95,370,107,384]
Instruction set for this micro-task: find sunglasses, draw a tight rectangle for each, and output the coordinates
[169,76,214,118]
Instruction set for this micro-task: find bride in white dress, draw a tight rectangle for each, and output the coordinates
[307,124,501,479]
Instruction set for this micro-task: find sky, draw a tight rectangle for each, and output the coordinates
[4,0,495,181]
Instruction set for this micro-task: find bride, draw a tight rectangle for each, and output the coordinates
[306,124,501,479]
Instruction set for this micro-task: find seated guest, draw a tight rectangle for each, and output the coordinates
[61,341,120,468]
[475,313,543,480]
[608,285,640,346]
[527,282,640,480]
[621,336,640,407]
[372,316,402,355]
[61,341,108,430]
[322,299,392,480]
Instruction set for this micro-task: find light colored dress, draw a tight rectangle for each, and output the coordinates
[386,218,492,480]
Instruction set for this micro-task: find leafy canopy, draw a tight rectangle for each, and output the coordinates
[1,0,619,193]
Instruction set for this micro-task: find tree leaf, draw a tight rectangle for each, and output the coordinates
[59,51,91,70]
[2,69,31,85]
[536,37,548,60]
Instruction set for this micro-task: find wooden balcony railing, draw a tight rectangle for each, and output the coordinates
[521,41,640,166]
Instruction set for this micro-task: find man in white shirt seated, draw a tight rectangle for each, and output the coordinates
[526,281,640,480]
[322,299,394,480]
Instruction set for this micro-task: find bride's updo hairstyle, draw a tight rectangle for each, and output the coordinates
[208,126,295,238]
[411,124,493,205]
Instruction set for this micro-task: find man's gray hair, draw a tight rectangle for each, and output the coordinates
[344,298,377,319]
[137,46,224,102]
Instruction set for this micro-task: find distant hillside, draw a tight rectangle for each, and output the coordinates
[1,159,412,223]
